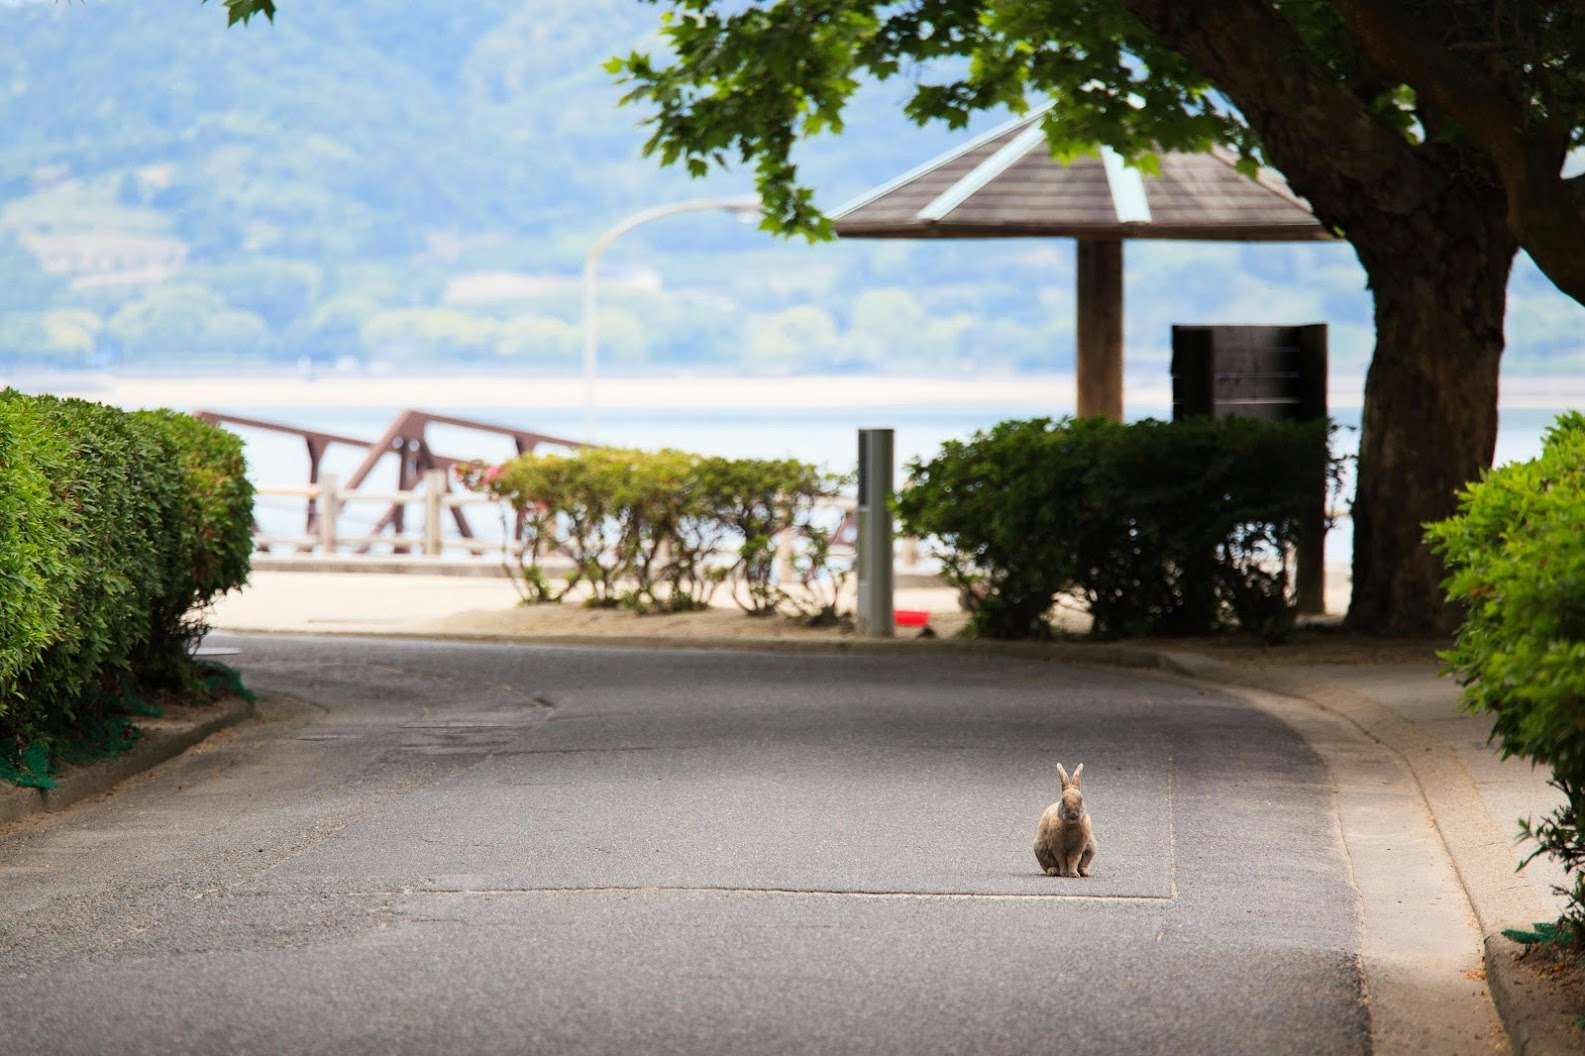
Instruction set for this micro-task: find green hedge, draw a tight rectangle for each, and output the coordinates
[1428,411,1585,947]
[460,448,849,621]
[0,390,253,784]
[897,416,1336,640]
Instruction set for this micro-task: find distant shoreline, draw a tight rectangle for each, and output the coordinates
[10,369,1584,413]
[27,372,1156,413]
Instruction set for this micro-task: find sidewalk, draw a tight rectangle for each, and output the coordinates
[207,565,1581,1053]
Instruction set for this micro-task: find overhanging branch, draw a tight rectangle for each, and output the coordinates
[1331,0,1542,159]
[1117,0,1417,228]
[1332,0,1585,303]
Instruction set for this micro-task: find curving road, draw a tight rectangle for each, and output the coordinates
[0,636,1487,1055]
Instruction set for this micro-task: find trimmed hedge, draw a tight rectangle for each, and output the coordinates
[1428,411,1585,946]
[460,448,850,621]
[0,390,253,783]
[897,416,1336,640]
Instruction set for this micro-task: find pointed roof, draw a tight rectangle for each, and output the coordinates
[832,110,1332,242]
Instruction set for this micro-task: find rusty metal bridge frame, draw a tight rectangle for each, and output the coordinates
[192,409,583,554]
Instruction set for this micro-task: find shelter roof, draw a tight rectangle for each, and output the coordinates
[832,111,1333,241]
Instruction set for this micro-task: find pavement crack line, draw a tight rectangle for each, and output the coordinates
[361,659,554,715]
[311,885,1177,902]
[1167,742,1178,903]
[491,745,708,756]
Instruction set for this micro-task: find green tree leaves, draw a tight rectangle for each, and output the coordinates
[207,0,277,27]
[1429,411,1585,945]
[610,0,1272,238]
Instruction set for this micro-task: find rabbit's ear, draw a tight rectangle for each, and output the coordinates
[1056,763,1070,789]
[1072,763,1084,787]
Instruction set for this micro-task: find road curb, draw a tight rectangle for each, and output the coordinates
[1121,649,1582,1056]
[213,625,1200,665]
[1484,933,1583,1056]
[0,695,256,827]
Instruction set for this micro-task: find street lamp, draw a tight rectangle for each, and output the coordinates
[581,195,762,442]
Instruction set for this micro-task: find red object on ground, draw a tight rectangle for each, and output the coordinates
[894,609,930,628]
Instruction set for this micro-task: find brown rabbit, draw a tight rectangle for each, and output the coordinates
[1034,762,1097,877]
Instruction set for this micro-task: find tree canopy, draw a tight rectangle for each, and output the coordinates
[600,0,1585,634]
[611,1,1583,303]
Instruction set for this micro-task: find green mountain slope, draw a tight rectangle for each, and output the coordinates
[0,0,1577,377]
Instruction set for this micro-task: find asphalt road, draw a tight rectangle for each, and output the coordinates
[0,636,1373,1056]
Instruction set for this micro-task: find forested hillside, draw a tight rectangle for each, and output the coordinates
[0,0,1578,377]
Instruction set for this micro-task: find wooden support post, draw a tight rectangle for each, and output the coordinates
[390,442,415,554]
[423,468,446,557]
[449,494,475,540]
[300,436,330,553]
[317,474,339,555]
[1076,239,1124,420]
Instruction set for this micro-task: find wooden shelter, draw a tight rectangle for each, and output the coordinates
[831,109,1335,418]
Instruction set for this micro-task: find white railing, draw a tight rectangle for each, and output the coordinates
[252,469,929,571]
[253,470,512,557]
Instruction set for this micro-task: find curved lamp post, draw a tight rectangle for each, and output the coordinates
[581,195,762,442]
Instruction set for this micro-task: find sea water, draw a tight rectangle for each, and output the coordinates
[223,397,1576,566]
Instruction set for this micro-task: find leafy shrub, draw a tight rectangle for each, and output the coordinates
[773,511,854,627]
[0,391,253,785]
[637,449,730,613]
[466,447,700,610]
[696,456,848,618]
[896,416,1334,639]
[3,394,166,733]
[461,448,849,620]
[131,409,255,690]
[1428,411,1585,948]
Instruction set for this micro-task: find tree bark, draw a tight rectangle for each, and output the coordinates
[1118,0,1517,633]
[1348,200,1513,633]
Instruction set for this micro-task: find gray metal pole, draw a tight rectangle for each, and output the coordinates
[856,428,895,637]
[582,196,761,443]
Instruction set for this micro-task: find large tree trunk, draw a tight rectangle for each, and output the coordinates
[1348,213,1512,633]
[1117,0,1519,634]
